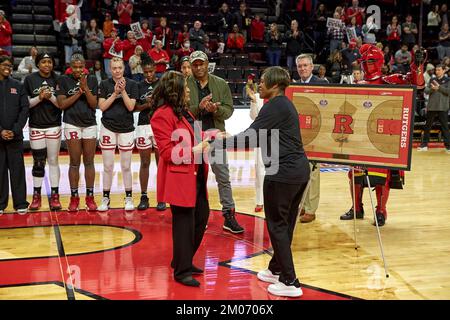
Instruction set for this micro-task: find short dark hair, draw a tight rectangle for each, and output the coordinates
[0,55,13,64]
[141,52,155,67]
[435,64,444,70]
[152,71,187,119]
[262,66,290,92]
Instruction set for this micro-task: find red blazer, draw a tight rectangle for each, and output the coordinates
[150,105,210,207]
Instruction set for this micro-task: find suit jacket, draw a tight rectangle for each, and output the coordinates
[424,76,450,112]
[150,105,209,207]
[301,74,328,84]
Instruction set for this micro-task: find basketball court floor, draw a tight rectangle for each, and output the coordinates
[0,149,449,300]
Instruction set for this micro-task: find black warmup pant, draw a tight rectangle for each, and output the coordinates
[0,139,29,210]
[421,111,450,148]
[264,178,309,284]
[170,166,210,280]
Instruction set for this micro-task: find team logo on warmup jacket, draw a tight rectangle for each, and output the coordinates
[67,82,81,96]
[140,86,154,100]
[32,81,56,96]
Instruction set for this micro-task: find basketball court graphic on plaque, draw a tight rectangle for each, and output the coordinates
[286,84,416,170]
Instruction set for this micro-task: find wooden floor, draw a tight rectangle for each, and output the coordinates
[1,149,450,300]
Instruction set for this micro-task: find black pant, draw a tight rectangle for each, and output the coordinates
[264,179,308,284]
[170,167,210,280]
[0,139,29,210]
[422,111,450,148]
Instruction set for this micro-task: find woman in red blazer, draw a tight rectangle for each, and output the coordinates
[150,71,211,287]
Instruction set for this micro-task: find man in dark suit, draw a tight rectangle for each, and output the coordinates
[295,54,328,223]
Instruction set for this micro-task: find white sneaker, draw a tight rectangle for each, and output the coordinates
[257,269,280,284]
[0,209,3,215]
[417,146,428,152]
[268,281,303,298]
[17,208,28,215]
[124,197,134,211]
[98,197,110,212]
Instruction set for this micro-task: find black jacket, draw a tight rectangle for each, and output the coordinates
[0,77,29,141]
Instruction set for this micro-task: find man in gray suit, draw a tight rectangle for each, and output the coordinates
[418,64,450,153]
[295,54,328,223]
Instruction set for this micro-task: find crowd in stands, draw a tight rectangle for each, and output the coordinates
[0,1,449,90]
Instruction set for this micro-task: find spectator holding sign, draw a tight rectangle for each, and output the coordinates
[327,12,345,54]
[346,0,365,27]
[103,28,123,77]
[138,20,153,53]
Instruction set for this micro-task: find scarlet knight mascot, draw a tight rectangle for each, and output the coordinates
[340,44,426,226]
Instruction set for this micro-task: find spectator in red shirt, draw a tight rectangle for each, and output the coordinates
[149,40,170,78]
[0,11,12,55]
[227,24,246,53]
[117,0,133,39]
[176,24,190,49]
[103,28,123,77]
[122,30,138,77]
[138,20,153,53]
[174,40,194,70]
[250,14,265,43]
[346,0,365,27]
[154,17,173,56]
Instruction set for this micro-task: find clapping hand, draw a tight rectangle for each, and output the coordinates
[39,87,52,100]
[192,138,211,154]
[199,94,213,110]
[215,131,231,140]
[205,101,220,113]
[431,80,440,91]
[79,74,88,93]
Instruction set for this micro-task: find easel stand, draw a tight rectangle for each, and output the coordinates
[351,166,389,278]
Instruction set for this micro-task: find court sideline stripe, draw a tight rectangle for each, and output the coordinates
[44,177,76,300]
[52,222,76,300]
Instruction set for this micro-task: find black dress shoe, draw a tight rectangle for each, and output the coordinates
[373,213,385,227]
[175,276,200,287]
[191,265,204,275]
[137,195,149,210]
[156,202,167,211]
[340,208,364,220]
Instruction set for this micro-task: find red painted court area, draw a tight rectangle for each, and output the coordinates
[0,209,352,300]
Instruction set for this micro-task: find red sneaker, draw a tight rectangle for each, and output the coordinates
[68,196,80,212]
[50,193,62,211]
[85,196,98,212]
[29,194,41,211]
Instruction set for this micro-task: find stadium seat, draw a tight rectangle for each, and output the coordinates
[235,54,249,66]
[213,67,227,79]
[219,54,234,66]
[227,67,242,80]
